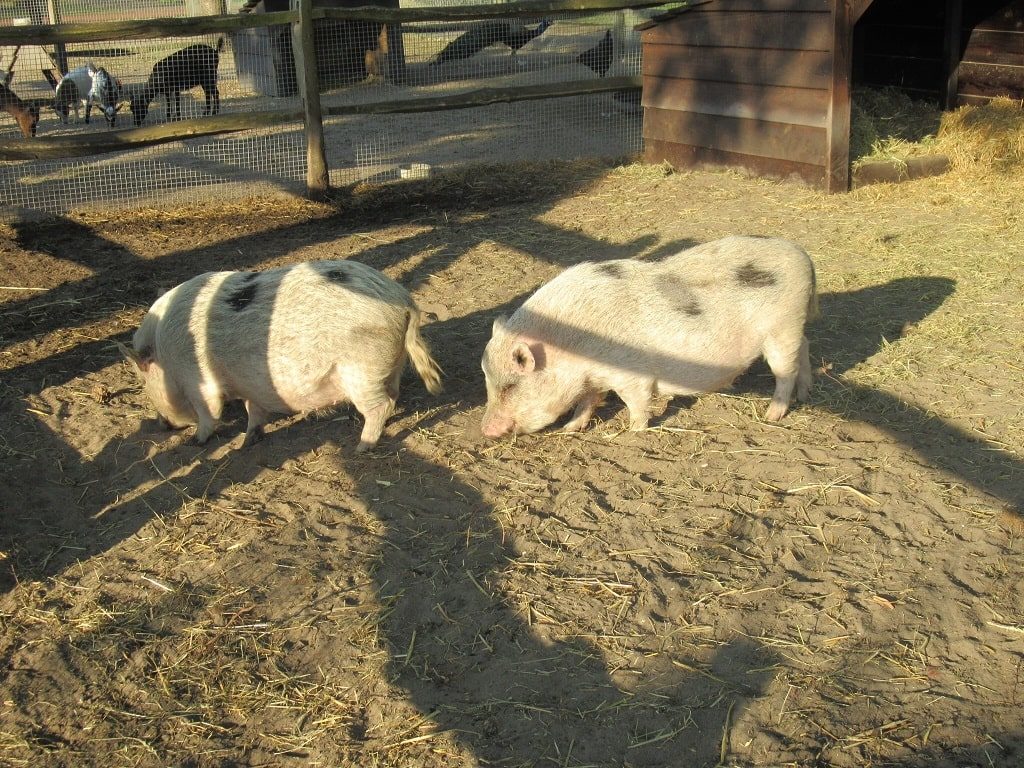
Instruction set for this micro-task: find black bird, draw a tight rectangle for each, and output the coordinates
[433,19,551,64]
[503,18,552,53]
[577,29,613,77]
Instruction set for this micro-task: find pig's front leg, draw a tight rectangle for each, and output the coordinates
[562,390,605,432]
[617,380,655,431]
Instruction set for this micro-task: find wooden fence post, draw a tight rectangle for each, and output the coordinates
[45,0,68,74]
[292,0,329,198]
[825,0,852,193]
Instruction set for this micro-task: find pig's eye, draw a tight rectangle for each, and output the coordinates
[500,380,518,396]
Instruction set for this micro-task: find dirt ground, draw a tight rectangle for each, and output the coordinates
[1,158,1022,768]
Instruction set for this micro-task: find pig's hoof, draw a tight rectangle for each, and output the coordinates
[242,426,264,448]
[355,439,376,454]
[765,402,788,422]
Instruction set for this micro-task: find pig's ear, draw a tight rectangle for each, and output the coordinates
[491,314,509,336]
[115,341,152,374]
[510,341,536,374]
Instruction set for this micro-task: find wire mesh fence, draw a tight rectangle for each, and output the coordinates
[0,0,653,218]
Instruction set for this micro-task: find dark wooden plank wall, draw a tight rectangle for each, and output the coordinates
[855,0,1024,105]
[641,0,835,188]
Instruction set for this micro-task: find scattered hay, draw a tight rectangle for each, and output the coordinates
[851,87,1024,175]
[850,87,942,167]
[3,132,1023,767]
[933,96,1024,171]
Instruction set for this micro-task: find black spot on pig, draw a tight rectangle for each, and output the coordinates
[641,250,675,263]
[227,281,258,311]
[659,275,703,317]
[324,266,350,284]
[597,262,626,279]
[241,271,259,283]
[736,261,777,288]
[675,295,702,317]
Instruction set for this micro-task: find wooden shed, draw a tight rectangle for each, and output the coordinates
[640,0,1024,192]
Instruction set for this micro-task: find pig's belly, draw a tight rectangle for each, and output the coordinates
[223,359,345,415]
[647,336,762,396]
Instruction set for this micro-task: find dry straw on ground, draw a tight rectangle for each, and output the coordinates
[1,101,1023,768]
[851,87,1024,173]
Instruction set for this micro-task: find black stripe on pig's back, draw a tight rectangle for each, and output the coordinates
[226,273,260,311]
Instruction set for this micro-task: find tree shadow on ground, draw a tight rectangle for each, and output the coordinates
[352,445,782,766]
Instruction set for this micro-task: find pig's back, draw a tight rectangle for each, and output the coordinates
[508,239,813,387]
[205,261,410,408]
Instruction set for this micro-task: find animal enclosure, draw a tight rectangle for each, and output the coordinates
[1,153,1022,765]
[0,0,651,217]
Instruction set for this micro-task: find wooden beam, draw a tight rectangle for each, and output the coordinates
[323,75,640,117]
[44,0,67,74]
[645,138,826,188]
[0,12,297,46]
[0,109,304,161]
[826,0,853,193]
[293,0,328,198]
[943,0,963,109]
[0,0,674,46]
[0,77,639,161]
[315,0,673,24]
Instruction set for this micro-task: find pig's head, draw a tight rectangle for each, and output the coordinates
[480,316,579,438]
[117,342,195,430]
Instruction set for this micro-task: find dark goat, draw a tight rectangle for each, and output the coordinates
[0,75,40,138]
[433,19,550,64]
[577,29,614,77]
[130,38,223,127]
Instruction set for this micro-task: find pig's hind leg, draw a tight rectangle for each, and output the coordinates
[795,336,812,402]
[352,390,396,453]
[242,401,271,447]
[762,333,804,421]
[346,376,397,453]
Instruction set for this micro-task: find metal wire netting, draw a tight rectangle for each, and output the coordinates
[1,0,649,218]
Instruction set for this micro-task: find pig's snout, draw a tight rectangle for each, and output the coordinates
[481,413,515,439]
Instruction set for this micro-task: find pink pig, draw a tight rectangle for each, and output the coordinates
[121,260,442,451]
[480,236,817,438]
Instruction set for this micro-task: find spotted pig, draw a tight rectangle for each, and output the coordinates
[480,236,817,438]
[121,260,442,451]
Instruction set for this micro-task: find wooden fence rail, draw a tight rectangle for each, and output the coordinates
[0,0,672,193]
[0,77,641,161]
[0,0,674,45]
